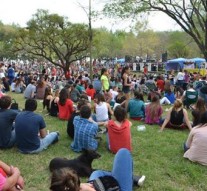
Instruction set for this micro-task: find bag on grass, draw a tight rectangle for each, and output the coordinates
[10,99,19,110]
[88,176,120,191]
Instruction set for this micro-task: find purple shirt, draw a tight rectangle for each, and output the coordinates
[145,105,163,124]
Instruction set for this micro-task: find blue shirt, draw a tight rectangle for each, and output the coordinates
[127,98,145,118]
[71,116,98,152]
[93,79,102,92]
[0,109,18,148]
[15,111,46,152]
[164,92,176,104]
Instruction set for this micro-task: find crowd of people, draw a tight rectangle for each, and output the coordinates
[1,60,207,190]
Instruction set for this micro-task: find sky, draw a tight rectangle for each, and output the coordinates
[0,0,181,31]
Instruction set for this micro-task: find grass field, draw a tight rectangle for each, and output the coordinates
[1,92,207,191]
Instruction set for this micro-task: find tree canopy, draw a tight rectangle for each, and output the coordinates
[14,9,90,73]
[103,0,207,60]
[0,22,18,60]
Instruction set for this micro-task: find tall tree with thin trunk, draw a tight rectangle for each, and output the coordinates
[104,0,207,60]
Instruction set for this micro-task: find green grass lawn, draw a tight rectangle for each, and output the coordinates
[1,93,207,191]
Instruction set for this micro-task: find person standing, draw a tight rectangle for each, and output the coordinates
[7,65,15,85]
[121,66,132,109]
[176,69,185,88]
[101,68,109,92]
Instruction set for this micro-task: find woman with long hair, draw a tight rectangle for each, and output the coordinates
[50,89,60,117]
[160,99,192,131]
[14,78,25,93]
[94,93,113,122]
[58,88,73,120]
[145,95,163,125]
[43,86,53,112]
[190,97,206,127]
[184,111,207,166]
[121,66,131,99]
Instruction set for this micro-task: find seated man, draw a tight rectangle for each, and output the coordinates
[182,83,198,108]
[0,95,18,148]
[71,105,99,152]
[15,99,59,154]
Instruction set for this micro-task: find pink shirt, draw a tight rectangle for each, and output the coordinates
[145,105,163,124]
[0,173,6,190]
[184,125,207,166]
[0,91,5,98]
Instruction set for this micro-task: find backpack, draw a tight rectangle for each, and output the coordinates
[88,176,120,191]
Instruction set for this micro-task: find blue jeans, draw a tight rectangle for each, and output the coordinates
[89,148,133,191]
[28,132,59,154]
[7,130,16,148]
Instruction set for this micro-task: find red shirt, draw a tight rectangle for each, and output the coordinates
[51,68,57,76]
[86,88,96,99]
[107,120,132,154]
[144,67,148,74]
[58,99,73,120]
[156,79,165,91]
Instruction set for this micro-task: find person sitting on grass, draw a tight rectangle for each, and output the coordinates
[50,148,146,191]
[105,105,132,154]
[0,160,24,191]
[58,88,74,120]
[184,111,207,166]
[160,99,192,131]
[71,105,99,152]
[43,86,53,113]
[67,98,90,139]
[115,88,126,107]
[0,95,19,149]
[93,93,113,122]
[190,97,206,127]
[0,84,5,98]
[162,88,176,104]
[127,90,145,121]
[15,99,59,154]
[86,84,96,100]
[145,95,163,125]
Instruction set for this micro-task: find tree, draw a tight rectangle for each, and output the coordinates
[168,41,190,58]
[103,0,207,60]
[0,22,18,60]
[93,28,126,59]
[14,10,90,75]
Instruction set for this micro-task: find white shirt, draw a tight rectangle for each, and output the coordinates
[176,72,184,81]
[110,89,118,102]
[95,102,108,122]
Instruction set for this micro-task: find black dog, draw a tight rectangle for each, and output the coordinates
[49,149,101,177]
